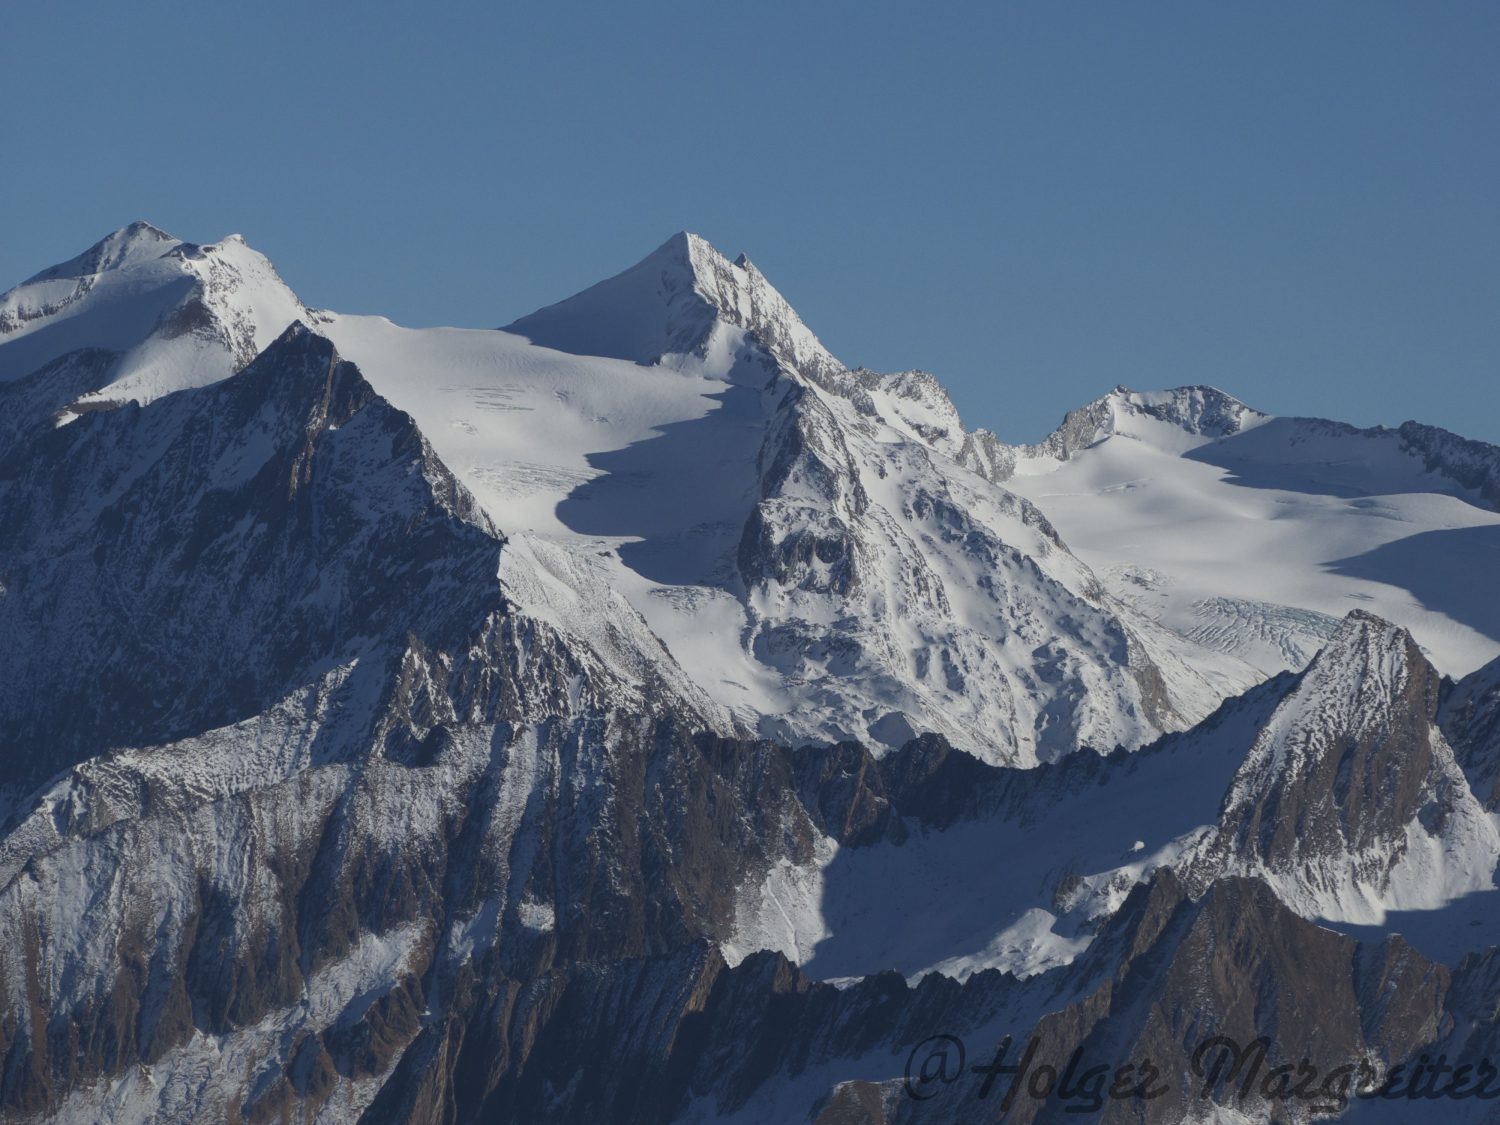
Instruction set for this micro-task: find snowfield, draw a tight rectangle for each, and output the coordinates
[1005,387,1500,677]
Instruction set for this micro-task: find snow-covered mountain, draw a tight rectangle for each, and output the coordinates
[1003,384,1500,676]
[0,225,1255,765]
[0,221,310,415]
[1181,611,1500,922]
[3,223,1500,1124]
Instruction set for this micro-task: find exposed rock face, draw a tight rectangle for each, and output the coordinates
[0,325,509,799]
[11,607,1476,1120]
[972,873,1452,1125]
[1444,654,1500,809]
[0,321,753,1120]
[1397,421,1500,513]
[0,693,840,1116]
[324,870,1465,1125]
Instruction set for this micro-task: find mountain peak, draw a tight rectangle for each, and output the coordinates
[264,318,322,352]
[502,231,723,365]
[504,232,842,381]
[1334,606,1401,633]
[1018,383,1269,465]
[1095,384,1265,444]
[1188,601,1498,924]
[0,222,308,400]
[1114,383,1260,425]
[23,220,180,285]
[634,229,720,276]
[1305,609,1427,693]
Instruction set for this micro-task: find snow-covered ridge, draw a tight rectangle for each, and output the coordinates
[783,610,1500,987]
[504,230,986,444]
[8,220,177,293]
[1004,383,1269,471]
[1398,419,1500,511]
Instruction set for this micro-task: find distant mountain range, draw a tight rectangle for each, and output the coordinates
[2,224,1498,1123]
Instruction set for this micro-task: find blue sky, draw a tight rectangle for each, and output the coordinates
[3,2,1496,442]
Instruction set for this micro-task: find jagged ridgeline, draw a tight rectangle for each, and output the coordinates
[1,225,1499,1123]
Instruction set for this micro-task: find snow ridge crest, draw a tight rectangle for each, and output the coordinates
[1011,384,1268,468]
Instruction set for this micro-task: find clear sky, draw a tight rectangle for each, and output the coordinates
[2,2,1496,443]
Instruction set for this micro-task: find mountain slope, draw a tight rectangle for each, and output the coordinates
[0,323,803,1121]
[0,323,498,799]
[318,870,1466,1125]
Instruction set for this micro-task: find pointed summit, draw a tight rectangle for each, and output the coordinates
[502,231,716,364]
[1277,609,1433,742]
[21,221,180,286]
[504,231,842,381]
[1186,607,1500,922]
